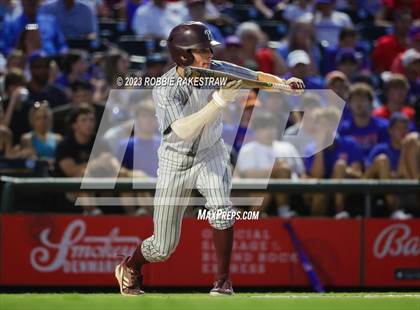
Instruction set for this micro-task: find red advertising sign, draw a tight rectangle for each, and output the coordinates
[0,215,153,286]
[2,215,416,288]
[364,219,420,287]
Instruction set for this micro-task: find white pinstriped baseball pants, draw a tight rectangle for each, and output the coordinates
[141,140,234,262]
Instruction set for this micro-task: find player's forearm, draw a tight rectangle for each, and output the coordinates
[171,99,222,141]
[171,81,241,141]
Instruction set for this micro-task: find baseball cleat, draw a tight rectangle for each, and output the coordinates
[210,279,234,296]
[115,256,145,296]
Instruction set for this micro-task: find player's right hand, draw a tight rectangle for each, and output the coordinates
[218,80,243,103]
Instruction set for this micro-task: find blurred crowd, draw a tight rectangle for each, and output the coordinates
[0,0,419,218]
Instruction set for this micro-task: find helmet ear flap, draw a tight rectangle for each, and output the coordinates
[169,44,194,67]
[179,49,194,67]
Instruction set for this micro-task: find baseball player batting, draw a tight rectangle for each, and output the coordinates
[115,21,305,296]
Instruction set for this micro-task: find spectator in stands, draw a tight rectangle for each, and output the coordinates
[84,152,153,216]
[365,112,416,219]
[215,35,244,67]
[299,0,353,46]
[55,50,90,97]
[131,0,187,39]
[125,0,142,32]
[284,49,323,89]
[392,48,420,105]
[93,49,130,102]
[325,70,350,100]
[339,83,389,160]
[5,49,26,72]
[335,47,363,81]
[283,92,322,155]
[115,99,160,177]
[27,51,68,109]
[391,25,420,71]
[187,0,224,44]
[2,68,32,145]
[305,107,363,218]
[142,54,168,79]
[40,0,99,40]
[20,101,62,164]
[402,132,420,180]
[324,70,353,125]
[339,0,374,25]
[372,8,412,72]
[0,0,68,56]
[277,21,321,74]
[0,0,22,26]
[222,89,259,156]
[52,80,104,135]
[373,74,415,122]
[0,103,14,158]
[376,0,420,24]
[253,0,284,20]
[282,0,313,23]
[16,24,42,57]
[54,104,96,177]
[236,21,286,75]
[322,27,370,75]
[236,110,305,217]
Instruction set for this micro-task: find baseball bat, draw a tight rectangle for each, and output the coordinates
[284,221,325,293]
[185,66,293,92]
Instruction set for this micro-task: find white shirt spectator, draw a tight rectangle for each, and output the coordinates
[273,141,305,178]
[236,140,304,179]
[282,2,313,23]
[131,1,187,39]
[283,122,317,156]
[299,11,353,46]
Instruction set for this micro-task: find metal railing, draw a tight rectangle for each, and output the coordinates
[1,176,419,216]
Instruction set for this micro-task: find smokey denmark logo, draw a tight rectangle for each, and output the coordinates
[30,220,140,273]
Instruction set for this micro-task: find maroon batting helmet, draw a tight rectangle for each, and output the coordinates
[167,21,221,66]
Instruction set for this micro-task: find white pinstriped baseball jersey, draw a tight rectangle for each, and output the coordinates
[140,60,258,262]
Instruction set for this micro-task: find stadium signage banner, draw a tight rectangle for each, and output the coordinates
[0,215,418,287]
[365,220,420,286]
[30,219,140,274]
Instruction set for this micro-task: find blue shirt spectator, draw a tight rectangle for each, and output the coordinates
[117,136,160,177]
[339,116,389,158]
[0,9,67,56]
[322,44,370,75]
[0,1,22,26]
[40,0,98,39]
[126,0,143,32]
[367,143,401,172]
[284,50,324,90]
[304,135,364,178]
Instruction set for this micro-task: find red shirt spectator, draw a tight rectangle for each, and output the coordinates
[372,9,412,72]
[373,105,415,120]
[383,0,420,20]
[373,34,407,72]
[373,73,415,120]
[256,47,277,75]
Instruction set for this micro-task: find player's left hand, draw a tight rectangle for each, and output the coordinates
[286,77,305,94]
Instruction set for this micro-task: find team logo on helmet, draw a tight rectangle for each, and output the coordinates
[204,29,212,41]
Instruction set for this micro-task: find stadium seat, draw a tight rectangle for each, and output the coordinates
[359,25,391,42]
[118,36,155,56]
[258,21,288,41]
